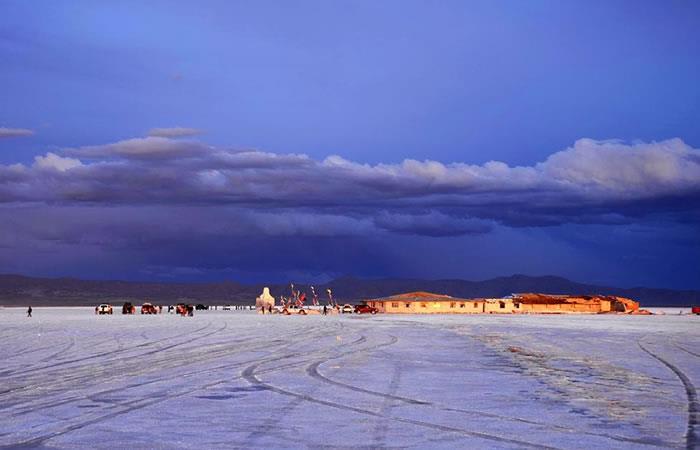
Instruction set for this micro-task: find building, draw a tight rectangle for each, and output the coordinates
[364,291,639,314]
[365,292,484,314]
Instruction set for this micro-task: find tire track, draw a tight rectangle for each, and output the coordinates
[675,344,700,359]
[0,322,234,411]
[2,324,301,416]
[639,338,698,450]
[371,362,402,447]
[242,360,562,450]
[0,324,345,449]
[1,320,234,388]
[306,343,670,447]
[242,396,306,447]
[0,321,216,379]
[37,335,77,363]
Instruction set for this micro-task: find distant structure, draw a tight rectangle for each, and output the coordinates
[256,287,275,313]
[365,291,640,314]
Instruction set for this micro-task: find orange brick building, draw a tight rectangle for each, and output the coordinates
[364,291,639,314]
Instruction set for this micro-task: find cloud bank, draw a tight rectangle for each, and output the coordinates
[0,137,698,242]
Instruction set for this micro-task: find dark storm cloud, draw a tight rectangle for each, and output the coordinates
[374,212,493,237]
[0,204,391,282]
[0,137,699,237]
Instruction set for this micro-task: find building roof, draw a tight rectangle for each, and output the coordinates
[369,291,467,303]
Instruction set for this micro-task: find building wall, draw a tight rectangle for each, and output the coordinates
[371,300,485,314]
[367,294,624,314]
[518,301,606,314]
[483,299,521,313]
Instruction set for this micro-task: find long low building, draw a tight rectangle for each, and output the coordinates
[364,291,640,314]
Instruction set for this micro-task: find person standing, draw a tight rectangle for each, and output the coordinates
[27,306,32,317]
[323,305,327,316]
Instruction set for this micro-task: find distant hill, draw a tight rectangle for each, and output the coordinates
[0,273,697,307]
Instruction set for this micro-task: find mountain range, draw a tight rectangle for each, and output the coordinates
[0,273,697,307]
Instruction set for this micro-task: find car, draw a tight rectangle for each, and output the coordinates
[122,302,136,314]
[692,306,700,315]
[354,304,378,314]
[341,304,354,314]
[141,303,158,314]
[96,304,113,315]
[195,304,208,310]
[223,305,231,311]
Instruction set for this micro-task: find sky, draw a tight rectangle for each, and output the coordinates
[1,0,699,289]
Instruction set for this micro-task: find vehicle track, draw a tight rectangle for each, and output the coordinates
[37,335,77,363]
[0,322,233,410]
[674,344,700,359]
[0,323,346,449]
[0,338,69,362]
[1,324,331,416]
[305,340,672,447]
[638,337,698,450]
[241,396,306,447]
[0,321,216,379]
[371,362,402,447]
[1,320,232,387]
[242,360,562,450]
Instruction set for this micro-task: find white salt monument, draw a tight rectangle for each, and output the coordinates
[256,287,275,312]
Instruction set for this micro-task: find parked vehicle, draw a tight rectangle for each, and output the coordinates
[692,306,700,315]
[175,303,193,316]
[122,302,136,314]
[96,304,113,315]
[195,304,208,310]
[222,305,231,311]
[341,304,354,314]
[354,303,378,314]
[141,303,158,314]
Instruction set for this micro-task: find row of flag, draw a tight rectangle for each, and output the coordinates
[279,283,337,309]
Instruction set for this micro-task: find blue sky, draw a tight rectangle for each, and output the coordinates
[1,1,699,288]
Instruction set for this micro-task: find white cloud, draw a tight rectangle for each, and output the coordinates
[63,137,210,160]
[147,127,203,138]
[33,152,82,172]
[0,127,34,138]
[540,138,700,197]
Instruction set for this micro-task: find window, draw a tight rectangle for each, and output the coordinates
[405,303,410,308]
[391,302,399,308]
[459,303,465,308]
[450,302,456,308]
[499,301,505,309]
[473,302,478,308]
[420,303,427,308]
[514,303,520,309]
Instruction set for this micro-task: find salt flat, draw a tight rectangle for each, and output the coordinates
[0,308,698,449]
